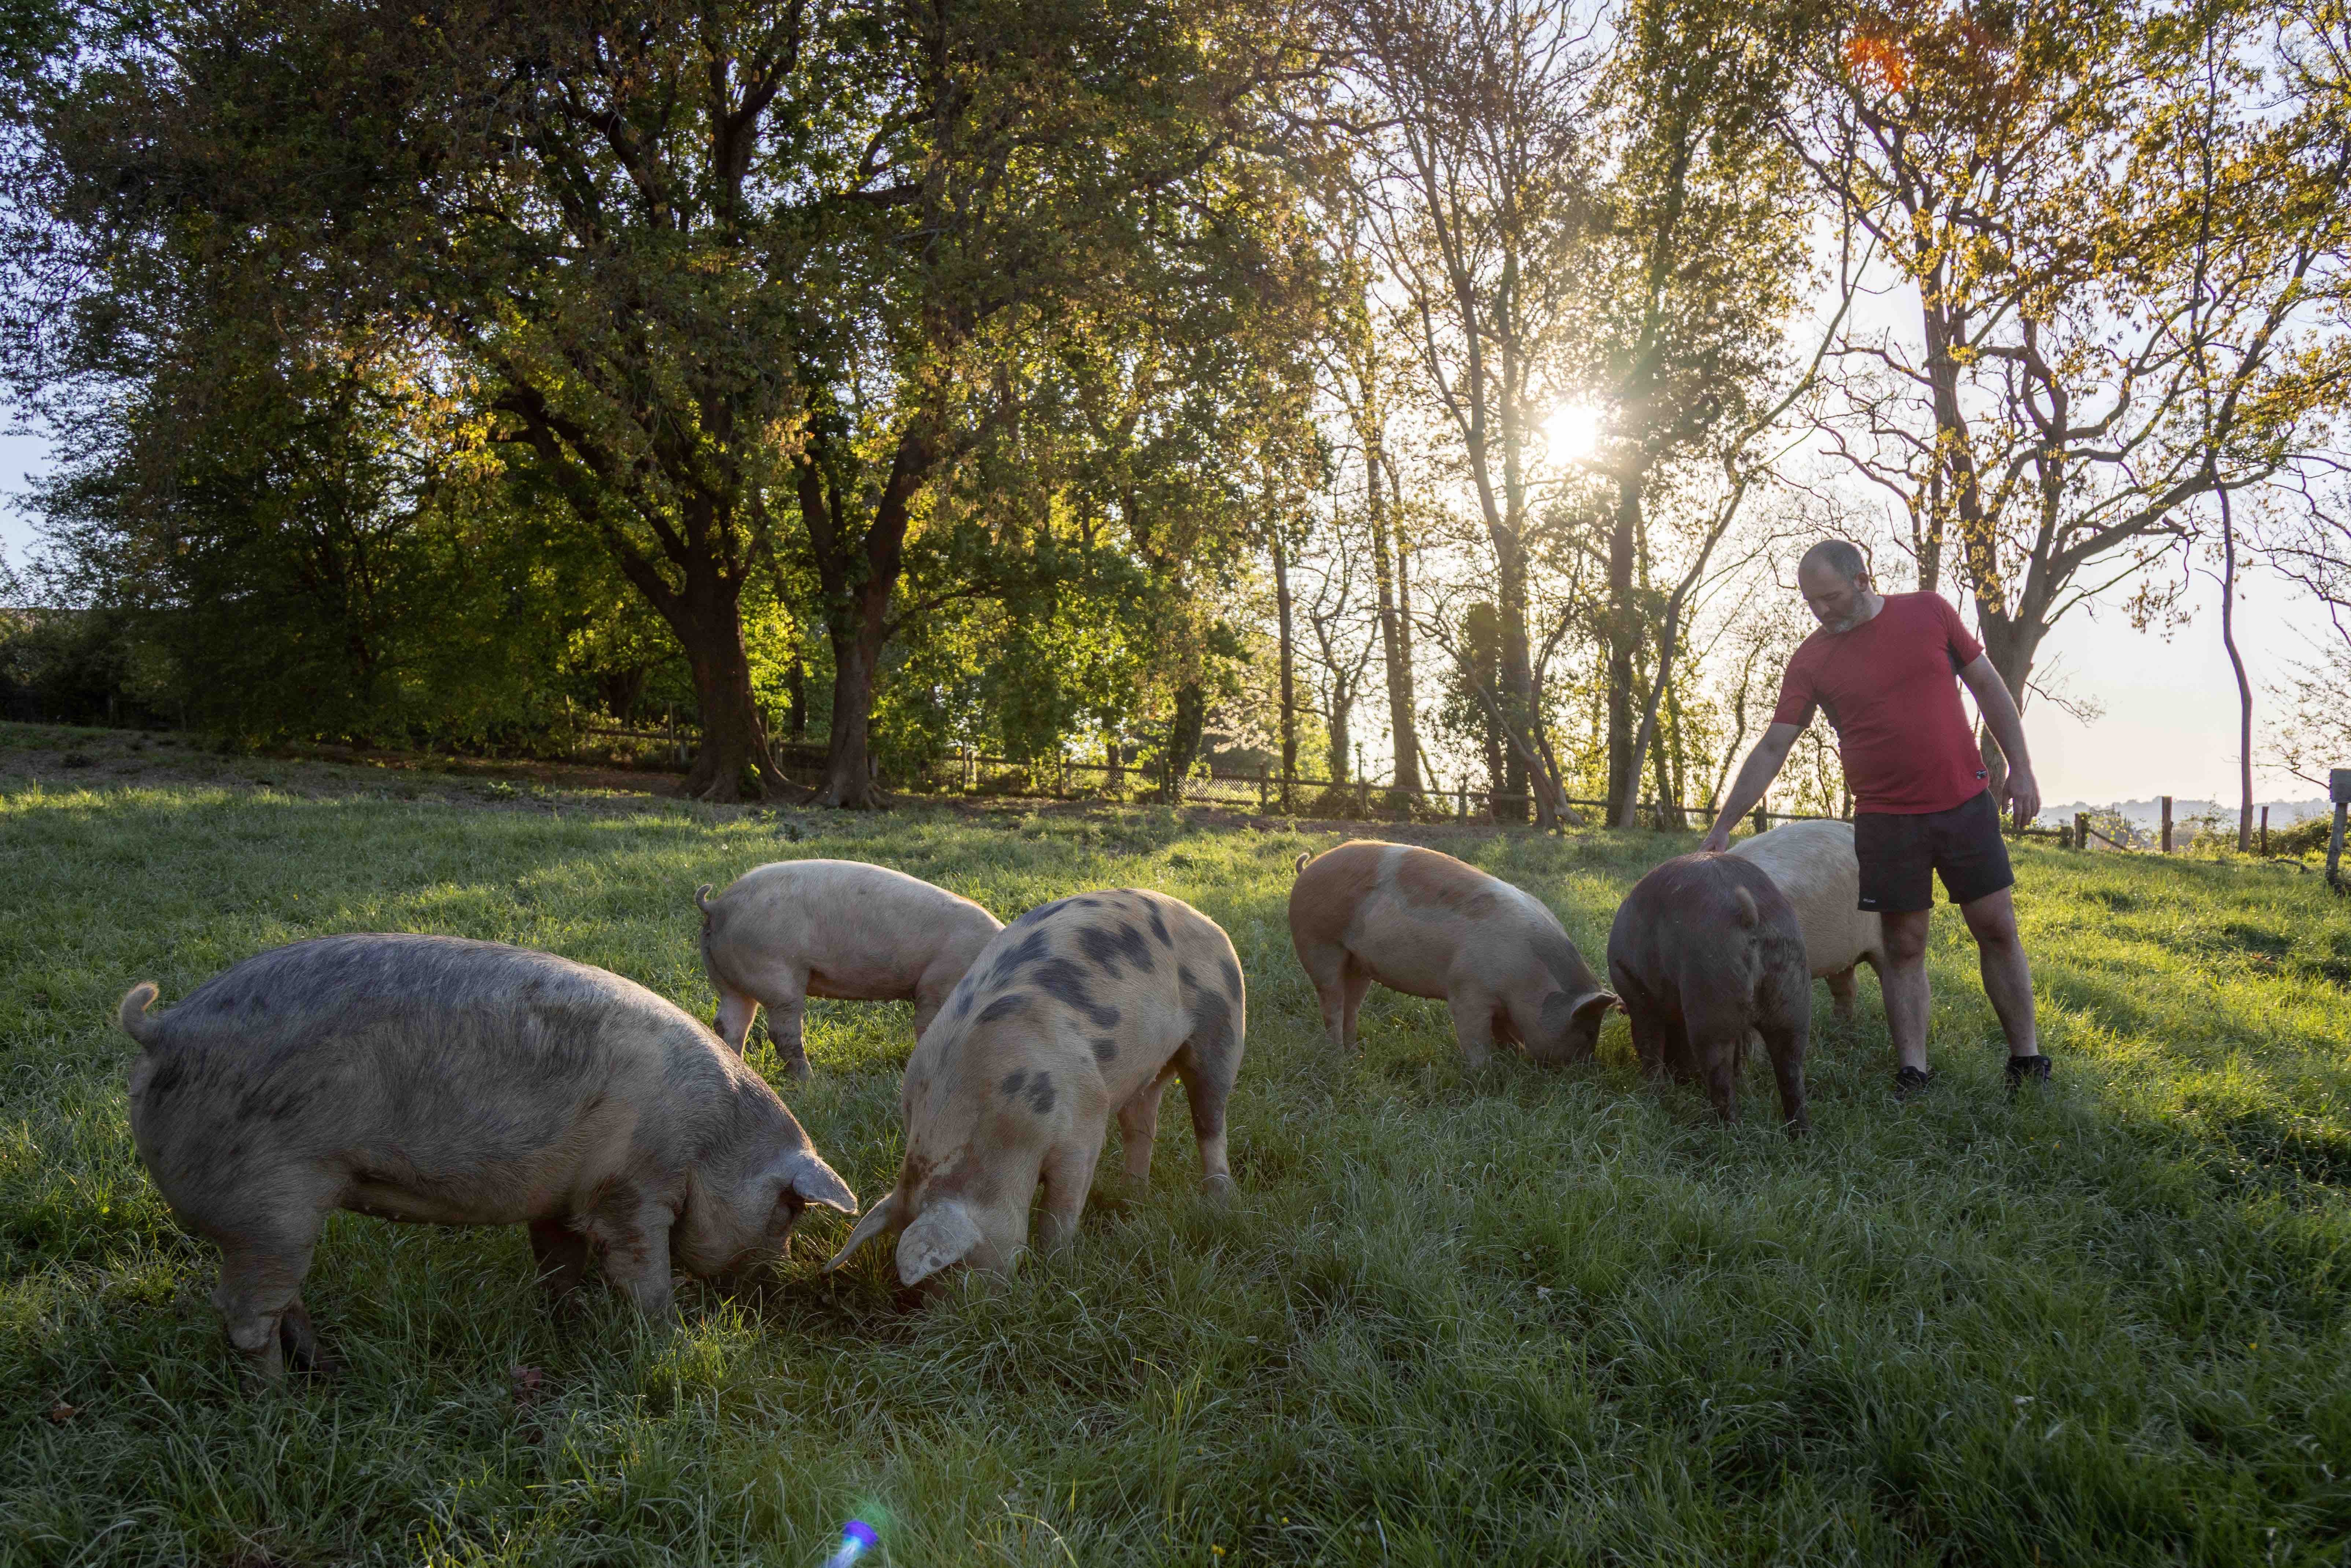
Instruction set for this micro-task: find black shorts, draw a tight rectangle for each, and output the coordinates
[1853,790,2014,914]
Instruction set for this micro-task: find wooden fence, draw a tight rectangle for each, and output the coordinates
[563,726,2343,878]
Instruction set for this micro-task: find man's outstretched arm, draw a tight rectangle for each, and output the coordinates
[1957,654,2040,827]
[1701,723,1804,852]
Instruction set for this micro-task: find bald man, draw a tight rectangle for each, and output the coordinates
[1701,541,2048,1100]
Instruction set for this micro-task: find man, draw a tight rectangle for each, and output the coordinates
[1700,541,2048,1098]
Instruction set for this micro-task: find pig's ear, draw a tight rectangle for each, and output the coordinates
[784,1151,857,1214]
[1573,990,1620,1034]
[824,1189,899,1270]
[895,1200,983,1286]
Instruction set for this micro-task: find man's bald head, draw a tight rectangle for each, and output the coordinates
[1797,540,1877,632]
[1798,539,1868,584]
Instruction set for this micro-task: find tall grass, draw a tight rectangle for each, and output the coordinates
[2,730,2347,1565]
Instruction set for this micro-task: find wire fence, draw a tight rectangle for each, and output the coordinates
[572,727,2344,861]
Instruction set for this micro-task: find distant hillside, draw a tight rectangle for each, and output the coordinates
[2039,797,2332,829]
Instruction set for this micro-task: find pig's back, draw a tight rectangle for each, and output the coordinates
[919,889,1238,1117]
[714,860,1000,980]
[1728,821,1876,974]
[128,935,720,1167]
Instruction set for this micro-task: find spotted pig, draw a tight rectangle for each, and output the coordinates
[696,859,1004,1076]
[827,889,1245,1286]
[1606,853,1812,1133]
[117,934,856,1385]
[1288,840,1616,1069]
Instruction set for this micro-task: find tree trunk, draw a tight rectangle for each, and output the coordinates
[2219,485,2254,852]
[1273,524,1298,803]
[1162,680,1206,804]
[812,592,887,807]
[615,556,786,805]
[502,392,786,805]
[1604,479,1643,826]
[1366,436,1421,795]
[1494,524,1536,824]
[801,425,937,809]
[1648,707,1676,830]
[786,651,807,741]
[1329,693,1352,787]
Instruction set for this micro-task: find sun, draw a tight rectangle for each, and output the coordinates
[1541,403,1602,466]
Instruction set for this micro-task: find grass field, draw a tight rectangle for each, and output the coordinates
[3,721,2350,1567]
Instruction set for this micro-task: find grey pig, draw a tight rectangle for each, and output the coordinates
[117,934,857,1384]
[827,889,1244,1286]
[1289,840,1617,1068]
[1606,853,1812,1133]
[696,859,1004,1076]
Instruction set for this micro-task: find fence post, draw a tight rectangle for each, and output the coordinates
[2328,770,2349,890]
[2075,812,2089,852]
[2259,805,2269,857]
[1358,778,1370,818]
[1750,805,1767,835]
[2161,795,2173,853]
[1457,785,1467,819]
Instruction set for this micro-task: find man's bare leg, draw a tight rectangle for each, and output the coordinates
[1960,886,2039,1059]
[1879,908,1933,1075]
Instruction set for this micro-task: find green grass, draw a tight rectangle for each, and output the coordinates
[3,725,2349,1566]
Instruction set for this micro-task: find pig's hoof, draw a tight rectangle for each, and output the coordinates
[1198,1173,1237,1203]
[784,1054,812,1082]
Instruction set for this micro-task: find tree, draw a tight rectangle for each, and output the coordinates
[5,0,1302,801]
[1339,0,1609,827]
[1319,210,1425,794]
[1574,0,1813,825]
[1793,0,2351,792]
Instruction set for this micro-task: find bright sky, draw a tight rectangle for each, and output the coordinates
[0,418,2333,807]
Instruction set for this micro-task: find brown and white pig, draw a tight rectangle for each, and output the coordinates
[1605,853,1812,1133]
[1728,819,1885,1021]
[695,859,1004,1076]
[1288,841,1616,1069]
[117,934,857,1384]
[826,889,1244,1287]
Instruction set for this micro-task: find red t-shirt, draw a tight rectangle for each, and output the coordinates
[1770,591,1989,815]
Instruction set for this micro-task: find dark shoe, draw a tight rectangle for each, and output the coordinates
[1894,1065,1936,1100]
[2004,1054,2052,1098]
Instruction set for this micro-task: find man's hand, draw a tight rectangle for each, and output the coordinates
[1700,823,1732,854]
[2004,764,2041,830]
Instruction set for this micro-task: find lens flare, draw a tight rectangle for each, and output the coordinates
[822,1521,879,1568]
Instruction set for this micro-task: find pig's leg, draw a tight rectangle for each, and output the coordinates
[1613,965,1666,1077]
[1700,1040,1741,1124]
[1339,959,1374,1051]
[593,1199,678,1321]
[764,988,812,1080]
[1175,1052,1236,1196]
[1825,966,1858,1022]
[713,985,760,1057]
[1445,990,1499,1071]
[1762,1016,1810,1137]
[210,1209,324,1387]
[528,1218,593,1299]
[1036,1140,1102,1256]
[1300,942,1356,1052]
[1116,1072,1173,1187]
[276,1295,323,1375]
